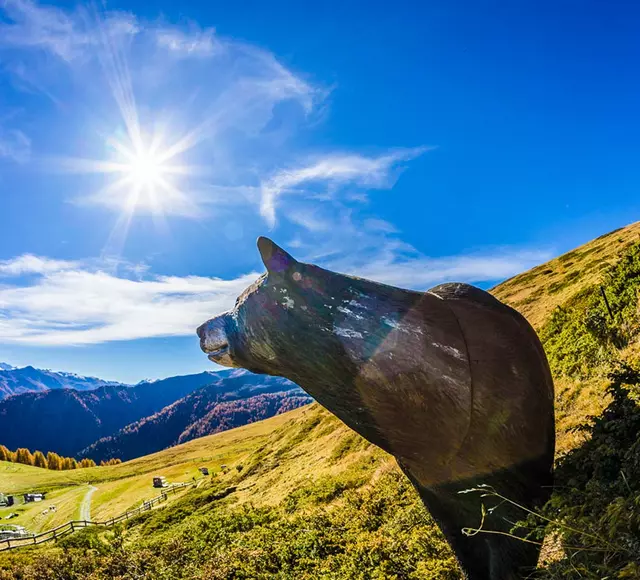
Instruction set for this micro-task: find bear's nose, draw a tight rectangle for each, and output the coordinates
[197,313,231,354]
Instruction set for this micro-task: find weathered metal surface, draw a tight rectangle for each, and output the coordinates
[197,237,555,580]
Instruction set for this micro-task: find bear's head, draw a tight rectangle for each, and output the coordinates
[197,237,472,470]
[198,236,353,376]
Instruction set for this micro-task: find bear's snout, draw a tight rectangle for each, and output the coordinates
[197,314,229,354]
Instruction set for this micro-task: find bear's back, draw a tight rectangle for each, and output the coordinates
[426,282,555,477]
[428,282,509,312]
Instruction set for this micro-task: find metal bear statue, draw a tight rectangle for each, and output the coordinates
[197,237,555,580]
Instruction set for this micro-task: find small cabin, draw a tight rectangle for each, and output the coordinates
[199,467,209,476]
[23,493,45,503]
[0,494,13,507]
[152,476,167,488]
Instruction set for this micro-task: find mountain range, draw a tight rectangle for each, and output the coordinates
[0,365,310,461]
[0,364,127,400]
[81,373,312,462]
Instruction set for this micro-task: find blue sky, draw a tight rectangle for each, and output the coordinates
[1,0,639,383]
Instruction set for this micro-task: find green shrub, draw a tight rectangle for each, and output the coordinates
[541,242,640,379]
[535,366,640,578]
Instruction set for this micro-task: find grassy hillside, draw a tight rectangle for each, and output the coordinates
[81,387,311,463]
[0,411,298,532]
[496,221,640,452]
[2,221,640,579]
[493,221,640,330]
[0,404,460,578]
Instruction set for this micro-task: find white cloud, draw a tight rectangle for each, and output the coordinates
[0,254,78,275]
[0,255,257,345]
[0,0,327,221]
[284,208,555,291]
[260,148,427,227]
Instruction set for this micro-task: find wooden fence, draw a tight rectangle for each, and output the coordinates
[0,480,195,552]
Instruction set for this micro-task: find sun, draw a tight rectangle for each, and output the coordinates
[115,139,179,201]
[106,133,181,204]
[128,149,165,190]
[63,124,202,222]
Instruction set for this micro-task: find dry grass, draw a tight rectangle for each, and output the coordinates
[492,221,640,330]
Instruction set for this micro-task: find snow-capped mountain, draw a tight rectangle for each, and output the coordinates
[0,364,127,400]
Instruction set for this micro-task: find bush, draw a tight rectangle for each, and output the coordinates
[535,365,640,578]
[541,242,640,379]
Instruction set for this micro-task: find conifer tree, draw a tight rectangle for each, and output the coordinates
[33,450,47,468]
[15,448,34,466]
[46,451,61,470]
[0,445,9,462]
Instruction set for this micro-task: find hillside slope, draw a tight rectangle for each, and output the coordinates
[80,377,310,462]
[493,221,640,329]
[0,404,460,578]
[495,220,640,451]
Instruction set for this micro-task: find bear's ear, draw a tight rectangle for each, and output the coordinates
[257,237,297,274]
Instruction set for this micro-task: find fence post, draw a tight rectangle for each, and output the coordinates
[600,285,615,319]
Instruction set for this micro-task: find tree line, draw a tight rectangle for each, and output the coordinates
[0,445,121,470]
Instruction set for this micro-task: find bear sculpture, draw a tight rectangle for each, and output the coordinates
[197,237,555,580]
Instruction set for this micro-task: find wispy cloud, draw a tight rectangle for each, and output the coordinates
[154,25,220,57]
[260,148,427,227]
[343,248,553,289]
[283,208,554,290]
[0,127,30,163]
[0,255,257,345]
[0,0,138,62]
[0,0,327,223]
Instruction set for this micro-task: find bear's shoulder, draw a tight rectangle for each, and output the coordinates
[427,282,531,330]
[427,282,509,314]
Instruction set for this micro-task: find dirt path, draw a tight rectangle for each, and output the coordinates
[79,485,97,522]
